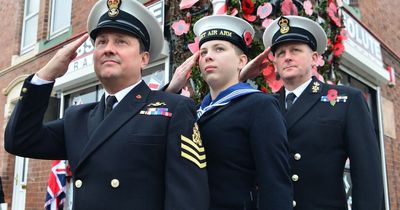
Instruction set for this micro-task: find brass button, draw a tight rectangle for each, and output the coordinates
[293,200,297,207]
[294,153,301,160]
[22,88,28,93]
[111,179,120,188]
[292,174,299,182]
[75,179,83,188]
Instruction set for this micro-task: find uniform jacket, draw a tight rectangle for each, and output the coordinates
[198,92,293,210]
[0,177,4,203]
[277,77,383,210]
[5,75,209,210]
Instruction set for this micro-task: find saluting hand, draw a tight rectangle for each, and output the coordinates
[239,47,271,81]
[166,51,199,93]
[37,34,89,81]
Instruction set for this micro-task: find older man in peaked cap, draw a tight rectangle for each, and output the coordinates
[5,0,209,209]
[241,16,383,210]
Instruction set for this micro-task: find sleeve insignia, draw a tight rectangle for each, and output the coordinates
[180,123,206,169]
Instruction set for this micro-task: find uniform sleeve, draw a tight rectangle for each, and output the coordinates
[164,97,209,210]
[249,95,293,210]
[345,90,383,210]
[5,75,67,160]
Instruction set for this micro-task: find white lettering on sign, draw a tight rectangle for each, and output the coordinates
[342,11,383,66]
[67,39,94,74]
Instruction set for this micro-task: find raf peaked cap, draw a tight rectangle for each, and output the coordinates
[193,15,255,53]
[87,0,163,61]
[263,16,327,54]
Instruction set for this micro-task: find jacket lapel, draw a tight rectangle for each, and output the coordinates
[77,81,150,170]
[285,78,323,130]
[87,96,105,138]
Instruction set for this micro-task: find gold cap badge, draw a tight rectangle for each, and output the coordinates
[279,17,290,34]
[107,0,121,17]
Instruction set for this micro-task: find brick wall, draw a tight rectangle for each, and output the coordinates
[357,0,400,209]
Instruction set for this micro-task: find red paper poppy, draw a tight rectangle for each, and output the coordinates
[257,3,272,19]
[188,37,200,54]
[241,0,254,15]
[242,0,256,22]
[303,0,313,16]
[333,42,344,56]
[179,0,199,10]
[262,18,274,28]
[262,63,274,78]
[243,31,253,46]
[230,8,239,16]
[172,20,190,36]
[327,2,341,27]
[327,89,338,101]
[281,0,298,16]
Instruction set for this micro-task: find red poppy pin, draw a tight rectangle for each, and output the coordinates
[243,31,252,46]
[321,89,348,106]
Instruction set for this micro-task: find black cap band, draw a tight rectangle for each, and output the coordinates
[199,29,248,53]
[90,10,150,51]
[271,26,317,53]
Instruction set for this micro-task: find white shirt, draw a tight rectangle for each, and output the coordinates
[285,78,312,107]
[104,80,142,108]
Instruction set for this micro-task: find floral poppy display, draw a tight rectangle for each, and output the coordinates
[172,0,345,102]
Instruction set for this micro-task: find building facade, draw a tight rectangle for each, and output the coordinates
[0,0,398,209]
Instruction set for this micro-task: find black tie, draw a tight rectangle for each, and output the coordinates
[286,93,296,111]
[104,95,117,118]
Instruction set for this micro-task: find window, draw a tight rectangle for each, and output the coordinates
[20,0,40,54]
[49,0,72,38]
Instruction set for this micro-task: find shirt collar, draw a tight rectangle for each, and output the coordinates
[285,78,312,98]
[104,80,143,105]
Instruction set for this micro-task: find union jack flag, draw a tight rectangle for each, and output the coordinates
[44,160,70,210]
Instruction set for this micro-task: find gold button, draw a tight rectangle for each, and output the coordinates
[292,174,299,182]
[293,200,297,207]
[22,88,28,93]
[111,179,120,188]
[294,153,301,160]
[75,180,83,188]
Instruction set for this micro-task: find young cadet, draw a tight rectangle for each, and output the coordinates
[167,15,293,210]
[5,0,209,209]
[241,16,384,210]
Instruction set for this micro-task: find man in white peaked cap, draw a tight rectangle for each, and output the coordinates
[241,15,383,210]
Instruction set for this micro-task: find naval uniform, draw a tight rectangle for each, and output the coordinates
[277,77,383,210]
[5,75,209,210]
[197,83,293,210]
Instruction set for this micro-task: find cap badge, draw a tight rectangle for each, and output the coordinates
[107,0,122,17]
[278,17,290,34]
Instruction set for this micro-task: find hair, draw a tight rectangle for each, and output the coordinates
[230,43,246,57]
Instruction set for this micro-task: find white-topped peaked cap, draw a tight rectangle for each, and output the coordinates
[194,15,255,53]
[263,16,327,54]
[87,0,163,61]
